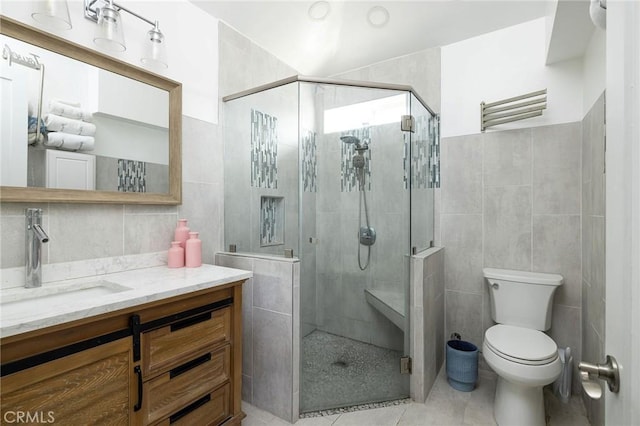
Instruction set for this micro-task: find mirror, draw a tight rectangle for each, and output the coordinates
[0,16,182,204]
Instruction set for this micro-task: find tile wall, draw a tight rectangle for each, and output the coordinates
[215,23,304,424]
[215,253,300,423]
[314,123,409,351]
[333,48,442,115]
[410,247,445,403]
[439,122,583,392]
[223,82,300,256]
[299,84,319,339]
[313,47,442,350]
[581,92,606,425]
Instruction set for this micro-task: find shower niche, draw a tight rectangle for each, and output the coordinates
[223,76,439,415]
[260,196,284,247]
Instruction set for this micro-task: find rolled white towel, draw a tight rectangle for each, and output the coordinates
[45,132,95,151]
[44,114,96,136]
[28,133,45,145]
[49,100,93,122]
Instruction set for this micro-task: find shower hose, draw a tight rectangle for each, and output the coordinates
[358,167,371,271]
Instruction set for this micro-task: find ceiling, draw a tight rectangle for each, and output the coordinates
[191,0,550,76]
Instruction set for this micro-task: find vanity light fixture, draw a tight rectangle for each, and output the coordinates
[31,0,72,31]
[92,0,125,52]
[84,0,168,68]
[141,21,168,69]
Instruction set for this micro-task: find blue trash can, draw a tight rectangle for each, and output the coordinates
[446,339,478,392]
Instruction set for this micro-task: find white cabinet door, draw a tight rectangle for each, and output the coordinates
[45,150,96,190]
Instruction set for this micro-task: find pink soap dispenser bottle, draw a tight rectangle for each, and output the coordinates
[185,232,202,268]
[167,241,184,268]
[174,219,190,248]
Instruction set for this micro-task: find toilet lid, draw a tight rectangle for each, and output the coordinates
[485,325,558,365]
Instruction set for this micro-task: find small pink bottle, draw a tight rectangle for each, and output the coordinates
[174,219,190,248]
[167,241,184,268]
[185,232,202,268]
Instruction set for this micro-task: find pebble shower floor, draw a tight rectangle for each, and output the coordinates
[300,330,408,414]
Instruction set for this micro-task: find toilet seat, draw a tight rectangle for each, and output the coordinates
[485,325,558,366]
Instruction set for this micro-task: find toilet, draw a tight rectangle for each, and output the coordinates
[482,268,563,426]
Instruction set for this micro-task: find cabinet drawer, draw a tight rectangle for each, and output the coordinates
[155,383,230,426]
[144,345,230,425]
[143,307,231,377]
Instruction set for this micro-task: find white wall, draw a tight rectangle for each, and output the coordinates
[582,28,606,115]
[1,0,219,124]
[544,0,595,65]
[90,69,169,128]
[441,18,583,138]
[91,114,168,164]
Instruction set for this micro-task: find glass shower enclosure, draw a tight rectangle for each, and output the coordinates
[223,76,439,413]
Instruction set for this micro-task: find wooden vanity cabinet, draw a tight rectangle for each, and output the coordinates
[0,281,245,426]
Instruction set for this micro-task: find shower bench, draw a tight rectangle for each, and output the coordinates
[364,288,405,331]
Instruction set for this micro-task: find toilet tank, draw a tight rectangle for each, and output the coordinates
[483,268,563,331]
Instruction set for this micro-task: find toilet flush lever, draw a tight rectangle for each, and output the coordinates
[578,355,620,399]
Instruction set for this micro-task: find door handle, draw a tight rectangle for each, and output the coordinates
[578,354,620,399]
[134,365,143,411]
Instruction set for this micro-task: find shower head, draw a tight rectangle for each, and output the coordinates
[341,135,368,152]
[340,135,361,145]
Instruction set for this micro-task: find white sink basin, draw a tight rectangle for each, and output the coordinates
[1,280,132,321]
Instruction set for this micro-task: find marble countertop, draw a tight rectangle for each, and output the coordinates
[0,264,252,339]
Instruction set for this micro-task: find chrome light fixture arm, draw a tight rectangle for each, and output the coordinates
[84,0,167,67]
[85,0,156,28]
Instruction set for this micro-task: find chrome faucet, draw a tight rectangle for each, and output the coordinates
[25,208,49,288]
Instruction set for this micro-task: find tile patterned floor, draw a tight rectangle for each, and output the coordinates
[242,367,590,426]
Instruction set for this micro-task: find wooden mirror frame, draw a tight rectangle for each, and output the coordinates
[0,16,182,205]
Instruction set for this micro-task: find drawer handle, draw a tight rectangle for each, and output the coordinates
[170,312,212,332]
[134,365,143,412]
[170,353,212,379]
[169,394,211,424]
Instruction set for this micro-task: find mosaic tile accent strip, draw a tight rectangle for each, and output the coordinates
[403,115,440,189]
[299,398,412,418]
[260,196,284,246]
[302,129,317,193]
[340,127,371,192]
[429,115,441,188]
[251,109,278,189]
[117,159,146,192]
